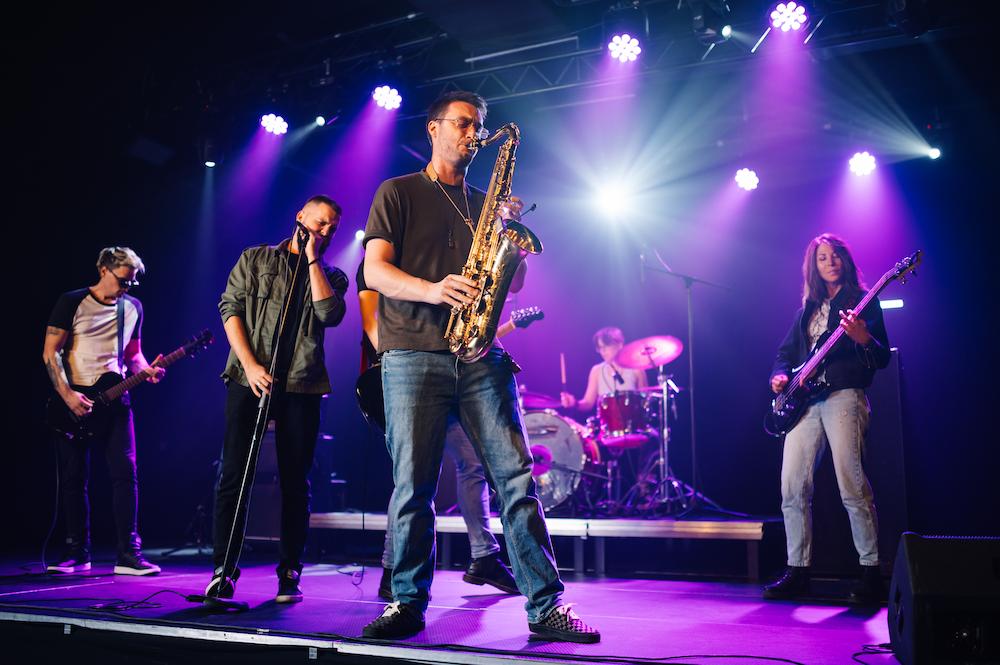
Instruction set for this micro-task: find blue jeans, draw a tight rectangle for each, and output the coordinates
[382,415,500,568]
[381,348,563,621]
[780,388,879,567]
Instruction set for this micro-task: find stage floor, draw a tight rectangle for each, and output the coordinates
[0,553,897,664]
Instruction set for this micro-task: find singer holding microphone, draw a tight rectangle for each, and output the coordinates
[560,327,647,412]
[207,195,348,605]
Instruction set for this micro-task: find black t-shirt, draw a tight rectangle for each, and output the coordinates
[355,261,379,369]
[362,170,486,352]
[270,251,311,386]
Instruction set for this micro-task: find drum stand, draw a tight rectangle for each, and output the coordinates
[643,353,691,513]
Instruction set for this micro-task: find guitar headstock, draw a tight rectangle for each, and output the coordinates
[511,306,544,329]
[184,329,214,356]
[888,250,923,286]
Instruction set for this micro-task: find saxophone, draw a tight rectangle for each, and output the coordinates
[445,122,542,363]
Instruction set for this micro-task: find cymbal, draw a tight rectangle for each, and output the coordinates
[615,335,683,370]
[520,390,561,410]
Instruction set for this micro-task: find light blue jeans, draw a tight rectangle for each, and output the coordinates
[780,388,879,567]
[381,414,500,567]
[381,348,563,621]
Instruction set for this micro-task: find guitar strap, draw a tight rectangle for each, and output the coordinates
[117,297,125,373]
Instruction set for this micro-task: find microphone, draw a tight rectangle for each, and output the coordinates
[295,221,310,246]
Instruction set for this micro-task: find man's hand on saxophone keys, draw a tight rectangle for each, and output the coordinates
[428,274,479,309]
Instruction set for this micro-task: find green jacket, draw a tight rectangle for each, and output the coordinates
[219,239,348,394]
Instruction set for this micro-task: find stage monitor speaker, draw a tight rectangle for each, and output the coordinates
[888,531,1000,665]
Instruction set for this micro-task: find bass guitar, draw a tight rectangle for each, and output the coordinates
[764,251,921,437]
[47,329,213,439]
[356,307,545,432]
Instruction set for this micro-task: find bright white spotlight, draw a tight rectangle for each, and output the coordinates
[721,25,733,39]
[927,147,941,160]
[595,183,632,219]
[260,113,288,135]
[354,230,365,242]
[315,116,326,127]
[849,151,876,176]
[735,168,759,191]
[373,85,402,110]
[608,33,642,62]
[204,161,216,168]
[880,299,904,310]
[770,2,808,32]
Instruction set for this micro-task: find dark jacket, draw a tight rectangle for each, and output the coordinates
[770,286,891,392]
[219,239,348,394]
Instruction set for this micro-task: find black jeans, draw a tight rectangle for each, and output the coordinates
[213,382,321,574]
[54,403,140,556]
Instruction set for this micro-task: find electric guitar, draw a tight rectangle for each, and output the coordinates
[764,251,921,437]
[47,329,213,439]
[356,307,545,432]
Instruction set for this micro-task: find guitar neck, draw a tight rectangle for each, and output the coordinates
[101,346,188,402]
[793,276,888,388]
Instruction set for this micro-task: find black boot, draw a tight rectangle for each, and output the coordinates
[378,567,393,601]
[762,566,810,600]
[462,552,519,594]
[848,565,885,605]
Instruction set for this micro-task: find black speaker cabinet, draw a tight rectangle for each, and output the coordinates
[888,532,1000,665]
[809,349,909,575]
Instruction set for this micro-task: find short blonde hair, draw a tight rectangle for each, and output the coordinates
[97,246,145,275]
[593,326,624,349]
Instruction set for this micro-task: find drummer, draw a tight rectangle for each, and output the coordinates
[560,327,648,412]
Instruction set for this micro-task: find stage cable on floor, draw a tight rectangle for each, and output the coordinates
[851,642,895,663]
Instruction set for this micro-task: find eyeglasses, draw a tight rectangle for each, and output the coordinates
[109,271,140,289]
[433,117,489,140]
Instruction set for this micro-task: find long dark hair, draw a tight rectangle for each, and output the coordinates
[801,233,865,305]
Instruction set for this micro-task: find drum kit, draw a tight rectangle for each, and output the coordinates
[521,334,695,516]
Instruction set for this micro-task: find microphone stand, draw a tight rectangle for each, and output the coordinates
[640,255,729,515]
[191,228,311,611]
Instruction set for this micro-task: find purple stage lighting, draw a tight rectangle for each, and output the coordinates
[849,151,877,176]
[770,2,808,31]
[735,168,759,191]
[373,85,402,110]
[608,33,642,62]
[260,113,288,135]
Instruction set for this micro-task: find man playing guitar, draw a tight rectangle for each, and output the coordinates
[42,246,165,575]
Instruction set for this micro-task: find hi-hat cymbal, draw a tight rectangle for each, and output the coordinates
[520,390,561,410]
[615,335,683,370]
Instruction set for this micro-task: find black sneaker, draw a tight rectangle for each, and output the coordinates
[529,604,600,643]
[362,602,425,639]
[46,552,91,574]
[462,553,519,594]
[204,567,240,599]
[848,565,885,605]
[378,567,393,601]
[114,551,161,576]
[276,568,303,604]
[762,566,810,600]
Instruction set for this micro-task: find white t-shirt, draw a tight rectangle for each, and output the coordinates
[48,288,142,387]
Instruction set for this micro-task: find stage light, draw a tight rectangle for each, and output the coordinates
[260,113,288,135]
[770,2,808,32]
[608,33,642,62]
[689,0,734,45]
[595,183,633,219]
[354,230,365,242]
[849,151,877,176]
[927,147,941,160]
[881,299,904,310]
[373,85,402,110]
[205,161,216,168]
[735,168,759,191]
[315,116,326,127]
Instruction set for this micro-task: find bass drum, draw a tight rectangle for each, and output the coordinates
[525,410,601,511]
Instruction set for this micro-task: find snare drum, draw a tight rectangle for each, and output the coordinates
[525,411,601,511]
[597,391,654,448]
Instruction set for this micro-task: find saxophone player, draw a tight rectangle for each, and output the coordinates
[361,91,600,643]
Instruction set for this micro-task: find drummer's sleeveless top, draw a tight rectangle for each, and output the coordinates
[595,362,643,396]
